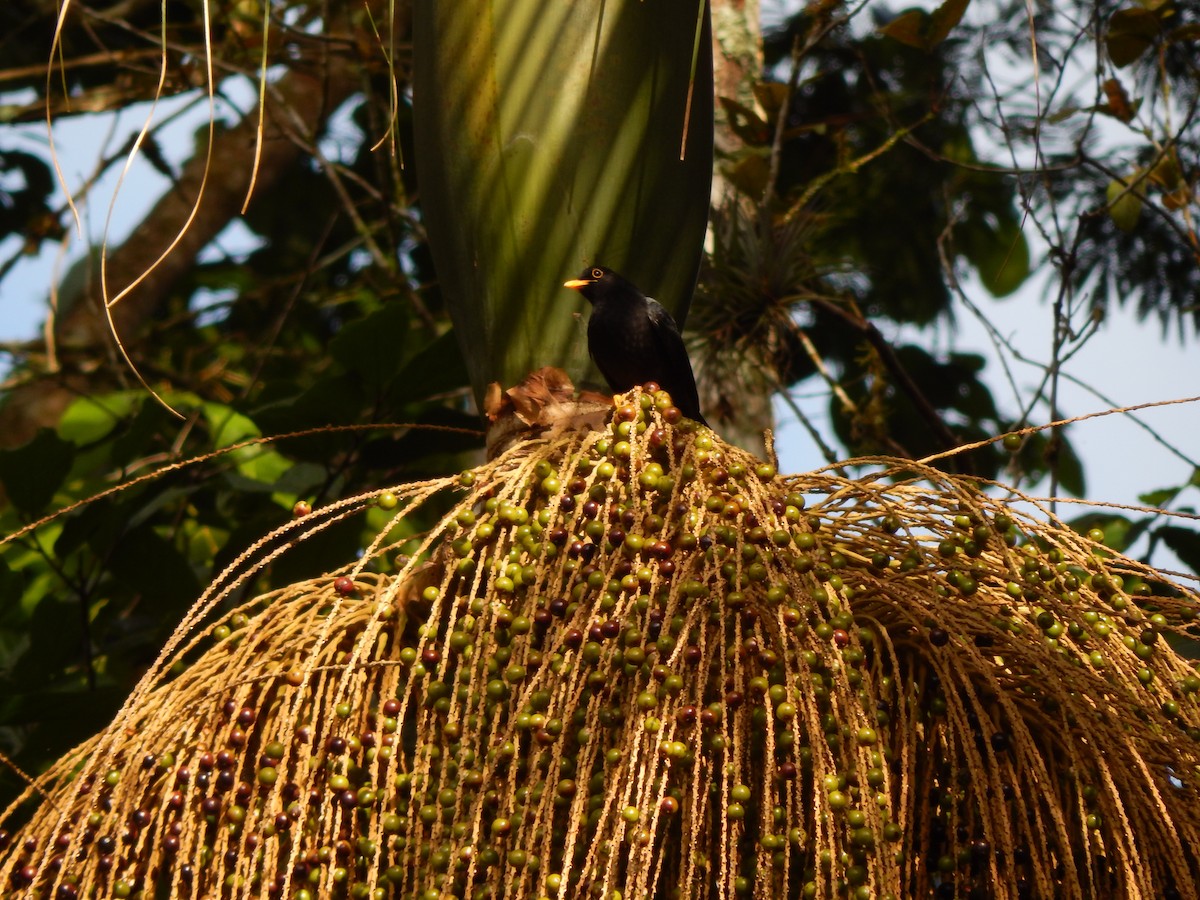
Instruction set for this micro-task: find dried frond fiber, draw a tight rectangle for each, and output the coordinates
[3,387,1200,900]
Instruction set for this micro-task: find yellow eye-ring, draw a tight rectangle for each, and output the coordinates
[591,268,604,279]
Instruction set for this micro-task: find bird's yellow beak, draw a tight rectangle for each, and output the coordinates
[563,279,590,290]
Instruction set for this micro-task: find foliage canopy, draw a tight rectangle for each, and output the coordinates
[1,0,1198,852]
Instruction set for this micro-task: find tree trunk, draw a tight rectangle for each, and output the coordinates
[0,18,381,448]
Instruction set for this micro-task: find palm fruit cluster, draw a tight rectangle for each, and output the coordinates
[3,385,1200,899]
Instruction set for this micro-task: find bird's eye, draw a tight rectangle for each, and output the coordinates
[591,268,604,279]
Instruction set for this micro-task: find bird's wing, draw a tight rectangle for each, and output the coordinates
[645,298,686,346]
[645,298,702,400]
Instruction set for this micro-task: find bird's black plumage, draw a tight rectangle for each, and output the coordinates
[564,265,707,426]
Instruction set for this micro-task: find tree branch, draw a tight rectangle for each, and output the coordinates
[0,52,363,447]
[809,297,973,473]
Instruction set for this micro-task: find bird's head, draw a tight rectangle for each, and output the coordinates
[563,265,639,305]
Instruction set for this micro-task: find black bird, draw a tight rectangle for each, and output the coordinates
[563,265,707,425]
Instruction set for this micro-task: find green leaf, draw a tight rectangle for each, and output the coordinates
[55,483,193,561]
[1157,525,1200,576]
[1106,178,1143,232]
[960,211,1031,298]
[203,403,261,449]
[202,403,292,486]
[107,524,201,610]
[266,516,364,588]
[983,222,1030,297]
[1046,106,1081,124]
[0,557,27,623]
[1066,513,1145,553]
[270,462,327,497]
[57,391,143,445]
[0,685,126,733]
[330,303,412,391]
[1139,486,1182,508]
[391,327,471,404]
[1164,631,1200,661]
[944,353,1000,419]
[256,373,363,437]
[1169,23,1200,43]
[880,9,929,48]
[54,500,122,559]
[750,83,791,123]
[0,429,75,515]
[110,397,177,463]
[1106,7,1160,67]
[1055,435,1087,498]
[723,153,771,200]
[390,423,484,468]
[881,0,971,50]
[718,96,772,145]
[11,594,84,688]
[928,0,972,45]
